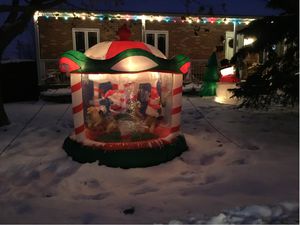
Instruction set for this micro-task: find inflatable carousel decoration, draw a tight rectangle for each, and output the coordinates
[59,25,191,168]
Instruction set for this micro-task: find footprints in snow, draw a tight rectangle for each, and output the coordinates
[81,212,97,224]
[199,151,225,166]
[182,110,204,130]
[130,178,147,186]
[230,158,248,165]
[244,144,260,151]
[168,171,196,183]
[74,192,111,201]
[202,175,218,184]
[15,202,33,215]
[129,186,159,196]
[82,179,100,188]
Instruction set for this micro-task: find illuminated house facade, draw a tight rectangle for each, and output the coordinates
[33,11,257,85]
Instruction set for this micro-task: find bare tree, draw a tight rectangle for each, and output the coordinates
[184,0,226,15]
[0,0,67,126]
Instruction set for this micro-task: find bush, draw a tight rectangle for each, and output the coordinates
[0,61,39,103]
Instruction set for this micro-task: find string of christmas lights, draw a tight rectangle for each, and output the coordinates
[34,11,254,25]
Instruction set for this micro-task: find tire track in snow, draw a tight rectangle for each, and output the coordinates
[0,101,47,156]
[0,100,71,156]
[185,97,244,149]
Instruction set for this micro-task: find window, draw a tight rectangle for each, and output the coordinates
[72,28,100,52]
[145,30,169,57]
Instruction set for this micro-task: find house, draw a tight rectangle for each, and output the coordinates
[33,10,257,85]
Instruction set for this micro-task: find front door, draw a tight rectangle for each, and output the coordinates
[225,31,244,60]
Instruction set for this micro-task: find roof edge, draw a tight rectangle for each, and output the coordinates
[35,9,261,19]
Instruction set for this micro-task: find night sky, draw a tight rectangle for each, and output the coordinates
[91,0,282,16]
[1,0,282,60]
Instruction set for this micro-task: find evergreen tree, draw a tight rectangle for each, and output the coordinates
[199,51,219,96]
[229,0,299,109]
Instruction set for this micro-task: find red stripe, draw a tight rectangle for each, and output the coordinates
[75,124,85,135]
[111,105,123,111]
[171,106,182,115]
[94,87,104,96]
[104,89,116,98]
[173,87,182,95]
[148,102,161,110]
[103,139,163,151]
[72,103,83,114]
[71,82,82,93]
[105,41,151,59]
[171,125,180,133]
[94,100,100,106]
[112,83,118,89]
[124,82,134,87]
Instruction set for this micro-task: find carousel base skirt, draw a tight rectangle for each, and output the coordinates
[63,135,188,168]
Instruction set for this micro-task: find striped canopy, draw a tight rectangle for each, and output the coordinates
[59,40,190,75]
[85,41,167,60]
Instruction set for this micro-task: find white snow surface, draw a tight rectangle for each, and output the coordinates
[0,97,298,224]
[183,82,202,93]
[201,202,299,224]
[40,88,71,97]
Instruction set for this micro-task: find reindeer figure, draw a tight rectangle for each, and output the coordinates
[86,106,105,129]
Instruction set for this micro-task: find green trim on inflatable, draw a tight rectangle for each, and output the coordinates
[61,49,190,74]
[63,135,188,168]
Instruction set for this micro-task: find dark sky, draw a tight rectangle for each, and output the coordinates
[2,0,282,60]
[91,0,281,16]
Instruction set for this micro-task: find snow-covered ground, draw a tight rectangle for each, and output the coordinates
[0,97,298,224]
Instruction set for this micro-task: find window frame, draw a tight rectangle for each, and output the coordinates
[144,30,169,57]
[72,28,100,52]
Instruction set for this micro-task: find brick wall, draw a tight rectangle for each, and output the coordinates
[38,18,142,59]
[145,21,236,60]
[38,17,245,61]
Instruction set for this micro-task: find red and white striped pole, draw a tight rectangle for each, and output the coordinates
[93,81,100,108]
[71,73,85,141]
[170,73,183,137]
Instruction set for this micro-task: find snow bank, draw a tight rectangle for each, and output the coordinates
[171,202,299,224]
[182,82,201,93]
[40,88,71,97]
